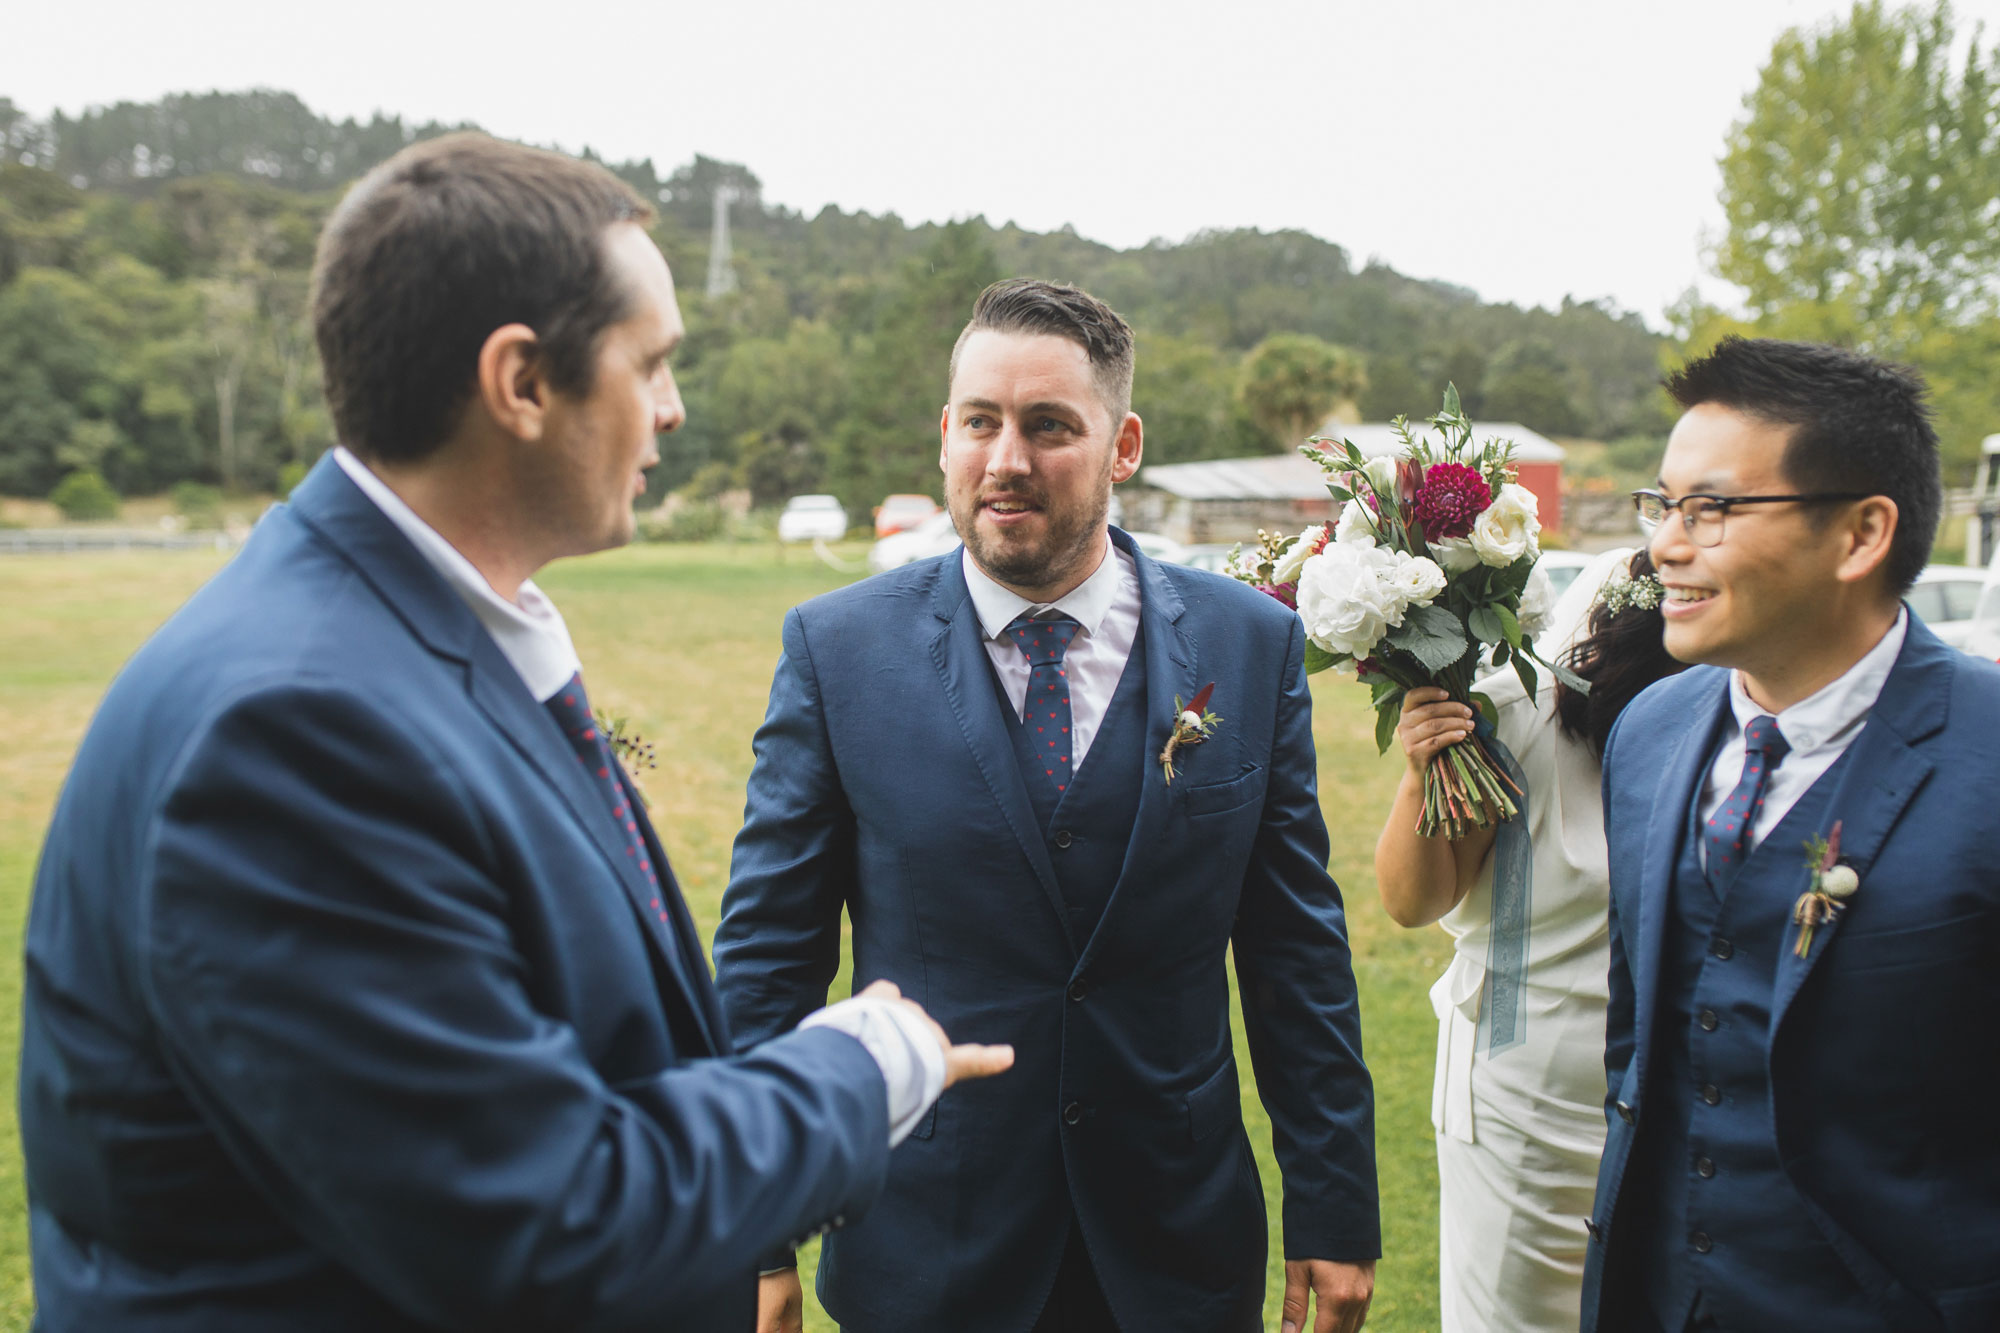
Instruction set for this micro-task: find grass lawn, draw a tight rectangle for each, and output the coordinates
[0,540,1448,1331]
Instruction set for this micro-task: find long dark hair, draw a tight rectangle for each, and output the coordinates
[1553,549,1686,758]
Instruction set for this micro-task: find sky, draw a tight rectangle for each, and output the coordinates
[7,0,1999,327]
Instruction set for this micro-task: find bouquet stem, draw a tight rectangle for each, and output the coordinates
[1417,732,1522,840]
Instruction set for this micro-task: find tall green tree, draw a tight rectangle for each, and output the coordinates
[1234,333,1366,451]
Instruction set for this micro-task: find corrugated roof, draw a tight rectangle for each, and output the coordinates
[1138,421,1564,500]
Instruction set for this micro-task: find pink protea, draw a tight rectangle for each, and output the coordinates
[1412,463,1492,540]
[1257,581,1298,610]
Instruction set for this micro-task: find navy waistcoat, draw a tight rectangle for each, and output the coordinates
[998,649,1147,943]
[1636,743,1872,1331]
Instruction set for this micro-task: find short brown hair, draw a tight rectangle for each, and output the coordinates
[949,279,1135,424]
[311,132,654,463]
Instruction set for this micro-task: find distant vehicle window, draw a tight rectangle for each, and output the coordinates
[789,496,841,511]
[1941,578,1982,621]
[1906,583,1946,624]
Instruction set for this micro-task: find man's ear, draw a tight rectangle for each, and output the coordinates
[1834,495,1899,590]
[475,323,548,442]
[938,403,951,474]
[1110,412,1143,484]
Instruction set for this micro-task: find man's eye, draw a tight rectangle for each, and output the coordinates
[1036,417,1068,434]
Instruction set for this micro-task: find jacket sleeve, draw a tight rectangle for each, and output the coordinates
[711,607,858,1050]
[140,677,889,1331]
[1231,615,1382,1262]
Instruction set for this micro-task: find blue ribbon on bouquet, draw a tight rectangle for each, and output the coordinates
[1473,715,1532,1057]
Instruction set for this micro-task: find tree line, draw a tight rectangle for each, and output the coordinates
[5,4,1993,526]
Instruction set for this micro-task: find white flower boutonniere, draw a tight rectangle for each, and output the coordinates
[1792,820,1857,957]
[1160,682,1221,785]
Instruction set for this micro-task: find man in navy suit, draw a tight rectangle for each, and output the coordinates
[18,132,1010,1331]
[1584,337,2000,1331]
[715,280,1379,1333]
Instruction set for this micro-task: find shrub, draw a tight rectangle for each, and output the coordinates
[172,481,224,528]
[637,501,727,543]
[50,468,121,521]
[278,462,309,498]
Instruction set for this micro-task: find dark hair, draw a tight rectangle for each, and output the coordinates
[949,278,1135,423]
[1662,336,1941,594]
[1553,549,1688,758]
[311,132,654,463]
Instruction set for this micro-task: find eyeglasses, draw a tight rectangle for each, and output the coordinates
[1631,489,1872,548]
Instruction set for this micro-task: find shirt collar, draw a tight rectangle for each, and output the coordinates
[1727,606,1908,756]
[333,447,581,702]
[962,534,1129,643]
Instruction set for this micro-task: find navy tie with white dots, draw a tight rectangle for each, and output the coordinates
[545,672,670,931]
[1705,714,1789,889]
[1005,612,1082,794]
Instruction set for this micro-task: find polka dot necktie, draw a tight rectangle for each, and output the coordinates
[545,672,670,931]
[1006,611,1081,794]
[1705,714,1789,889]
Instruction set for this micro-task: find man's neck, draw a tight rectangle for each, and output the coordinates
[356,448,546,604]
[1736,597,1901,714]
[979,533,1112,605]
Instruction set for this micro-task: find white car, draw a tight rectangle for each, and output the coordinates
[1908,563,1987,649]
[1535,548,1599,602]
[868,509,960,573]
[1951,546,2000,662]
[776,494,848,544]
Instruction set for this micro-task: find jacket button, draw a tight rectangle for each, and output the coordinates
[1584,1218,1602,1242]
[1691,1231,1713,1254]
[1696,1156,1716,1179]
[1698,1009,1719,1032]
[1063,1101,1083,1125]
[1053,829,1074,849]
[1710,937,1734,960]
[1616,1101,1635,1124]
[1699,1084,1722,1106]
[1067,980,1087,1002]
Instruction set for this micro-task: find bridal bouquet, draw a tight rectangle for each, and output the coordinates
[1225,387,1580,838]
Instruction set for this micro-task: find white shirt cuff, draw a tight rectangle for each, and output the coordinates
[799,996,948,1147]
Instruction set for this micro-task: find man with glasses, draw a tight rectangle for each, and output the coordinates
[1580,336,2000,1332]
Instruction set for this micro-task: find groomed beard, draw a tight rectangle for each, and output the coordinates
[952,454,1113,593]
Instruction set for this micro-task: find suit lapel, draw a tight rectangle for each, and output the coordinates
[928,557,1074,953]
[1771,622,1949,1027]
[1632,670,1732,1080]
[622,764,729,1054]
[1078,533,1193,973]
[290,458,727,1049]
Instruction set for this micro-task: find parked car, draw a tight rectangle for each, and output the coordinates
[868,508,960,573]
[776,494,848,544]
[1908,562,1987,649]
[874,493,941,538]
[1126,531,1188,565]
[1535,548,1599,602]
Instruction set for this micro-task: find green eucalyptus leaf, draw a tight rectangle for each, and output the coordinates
[1382,603,1470,674]
[1512,651,1540,699]
[1495,602,1524,650]
[1302,641,1342,675]
[1375,694,1405,755]
[1467,605,1505,646]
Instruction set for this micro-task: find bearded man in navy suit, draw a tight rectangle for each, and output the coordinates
[18,133,1011,1332]
[715,280,1380,1333]
[1584,337,2000,1331]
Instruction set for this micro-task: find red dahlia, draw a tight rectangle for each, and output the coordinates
[1412,462,1491,540]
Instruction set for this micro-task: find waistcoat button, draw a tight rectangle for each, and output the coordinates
[1053,829,1074,849]
[1698,1009,1719,1032]
[1063,1101,1083,1125]
[1699,1084,1722,1106]
[1696,1156,1716,1179]
[1711,937,1734,960]
[1691,1231,1713,1254]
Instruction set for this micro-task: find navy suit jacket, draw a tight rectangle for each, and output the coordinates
[18,458,892,1331]
[713,529,1379,1333]
[1583,615,2000,1332]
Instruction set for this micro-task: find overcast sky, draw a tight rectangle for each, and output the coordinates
[8,0,1998,327]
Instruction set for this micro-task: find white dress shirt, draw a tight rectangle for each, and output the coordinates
[1698,608,1908,861]
[962,537,1141,766]
[332,447,943,1147]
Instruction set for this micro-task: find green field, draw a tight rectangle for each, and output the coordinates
[0,542,1447,1331]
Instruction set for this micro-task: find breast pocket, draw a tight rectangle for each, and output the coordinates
[1181,765,1265,818]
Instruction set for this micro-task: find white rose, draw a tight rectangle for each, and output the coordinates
[1430,535,1480,574]
[1333,499,1380,549]
[1470,483,1541,568]
[1384,552,1446,609]
[1518,563,1556,640]
[1271,524,1329,585]
[1361,454,1400,498]
[1296,542,1400,659]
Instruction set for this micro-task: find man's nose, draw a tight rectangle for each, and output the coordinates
[1648,510,1692,566]
[986,419,1032,478]
[655,367,686,435]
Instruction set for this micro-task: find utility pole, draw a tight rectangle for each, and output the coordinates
[706,184,738,299]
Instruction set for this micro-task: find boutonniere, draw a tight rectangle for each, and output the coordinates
[594,709,658,807]
[1159,682,1221,785]
[1792,820,1859,957]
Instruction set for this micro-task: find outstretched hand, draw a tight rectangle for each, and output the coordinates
[855,979,1014,1087]
[1281,1258,1374,1333]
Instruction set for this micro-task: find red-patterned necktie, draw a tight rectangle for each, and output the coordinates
[544,673,669,930]
[1704,713,1789,889]
[1005,611,1081,794]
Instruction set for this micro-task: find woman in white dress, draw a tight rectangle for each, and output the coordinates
[1374,549,1683,1333]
